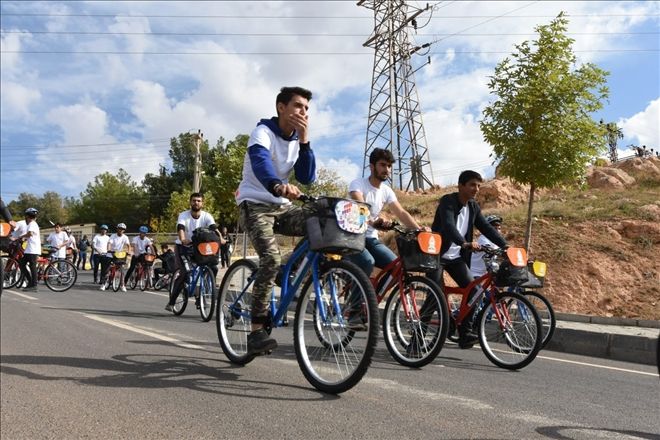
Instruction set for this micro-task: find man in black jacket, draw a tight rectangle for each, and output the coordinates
[430,170,507,348]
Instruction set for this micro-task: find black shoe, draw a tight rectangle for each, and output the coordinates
[247,329,278,355]
[22,286,38,292]
[458,330,479,349]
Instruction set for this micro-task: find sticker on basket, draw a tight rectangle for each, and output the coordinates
[506,247,527,267]
[0,223,11,237]
[144,254,156,262]
[197,241,219,256]
[334,200,369,234]
[532,260,546,277]
[417,232,441,255]
[115,251,127,259]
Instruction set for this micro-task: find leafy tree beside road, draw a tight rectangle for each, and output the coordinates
[480,13,609,251]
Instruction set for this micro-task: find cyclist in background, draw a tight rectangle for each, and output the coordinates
[0,198,17,295]
[65,227,78,265]
[154,244,175,283]
[92,225,110,284]
[124,225,153,285]
[46,223,68,260]
[164,193,219,312]
[100,223,130,292]
[15,208,41,292]
[429,170,507,349]
[235,86,316,355]
[470,215,504,278]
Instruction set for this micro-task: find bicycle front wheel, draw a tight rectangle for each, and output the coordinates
[2,257,23,289]
[198,266,216,322]
[128,269,138,290]
[138,268,148,291]
[216,259,257,364]
[383,276,449,368]
[44,260,77,292]
[112,267,122,292]
[521,290,555,349]
[477,291,542,370]
[294,260,378,394]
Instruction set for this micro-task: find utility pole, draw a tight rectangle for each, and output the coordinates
[192,130,203,193]
[359,0,435,191]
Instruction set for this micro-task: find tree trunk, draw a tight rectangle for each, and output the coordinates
[524,182,536,253]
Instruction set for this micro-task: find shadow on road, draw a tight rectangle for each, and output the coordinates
[0,353,338,401]
[536,425,659,439]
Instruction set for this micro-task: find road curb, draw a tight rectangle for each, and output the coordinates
[555,312,660,329]
[544,323,659,365]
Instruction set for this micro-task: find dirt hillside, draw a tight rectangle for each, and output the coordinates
[393,156,660,320]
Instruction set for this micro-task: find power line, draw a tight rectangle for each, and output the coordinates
[2,29,657,36]
[5,49,657,55]
[2,12,657,18]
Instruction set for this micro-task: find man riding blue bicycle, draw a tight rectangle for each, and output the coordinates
[165,193,220,312]
[235,86,316,355]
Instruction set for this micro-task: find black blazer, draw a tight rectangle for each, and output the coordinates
[431,192,507,264]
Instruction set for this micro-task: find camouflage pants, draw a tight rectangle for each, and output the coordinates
[239,201,307,323]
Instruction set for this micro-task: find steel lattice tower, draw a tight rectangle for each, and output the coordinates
[359,0,434,191]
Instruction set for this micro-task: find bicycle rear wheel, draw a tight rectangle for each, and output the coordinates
[477,291,542,370]
[2,257,23,289]
[44,260,77,292]
[169,269,188,315]
[216,259,257,364]
[294,260,378,394]
[112,267,122,292]
[128,268,138,290]
[198,266,216,322]
[382,276,449,368]
[153,274,168,291]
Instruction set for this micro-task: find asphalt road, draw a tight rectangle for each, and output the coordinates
[1,271,659,440]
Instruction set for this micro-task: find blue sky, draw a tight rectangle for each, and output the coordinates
[1,0,658,202]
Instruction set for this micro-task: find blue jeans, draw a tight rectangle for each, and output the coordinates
[348,236,397,277]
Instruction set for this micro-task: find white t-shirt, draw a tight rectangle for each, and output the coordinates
[24,220,41,255]
[132,235,153,255]
[176,210,216,244]
[236,123,302,205]
[349,177,397,239]
[442,205,469,260]
[47,231,69,259]
[92,234,110,255]
[470,234,497,278]
[108,233,130,256]
[12,220,27,240]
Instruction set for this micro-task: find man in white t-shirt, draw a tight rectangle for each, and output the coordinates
[46,223,69,260]
[16,208,41,291]
[100,223,130,291]
[92,225,110,284]
[124,225,153,285]
[348,148,426,279]
[165,193,219,311]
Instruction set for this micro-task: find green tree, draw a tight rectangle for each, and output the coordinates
[292,167,348,198]
[73,169,148,230]
[7,191,69,227]
[600,120,624,163]
[205,134,249,229]
[480,13,608,251]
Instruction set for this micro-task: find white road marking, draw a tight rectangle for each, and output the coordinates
[4,290,37,300]
[537,353,657,377]
[82,313,203,350]
[140,290,169,298]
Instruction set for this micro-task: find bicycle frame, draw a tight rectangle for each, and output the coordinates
[183,264,205,298]
[228,239,336,329]
[444,272,499,327]
[370,256,423,321]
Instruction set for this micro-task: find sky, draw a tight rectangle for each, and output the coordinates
[1,0,658,202]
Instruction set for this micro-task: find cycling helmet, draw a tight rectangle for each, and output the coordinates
[485,214,503,225]
[24,207,39,216]
[138,225,149,234]
[100,224,109,230]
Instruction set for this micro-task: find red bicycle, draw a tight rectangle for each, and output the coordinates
[444,246,543,370]
[370,223,449,367]
[2,241,77,292]
[128,253,156,291]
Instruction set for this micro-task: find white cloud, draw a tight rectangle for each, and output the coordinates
[619,98,660,148]
[0,81,41,118]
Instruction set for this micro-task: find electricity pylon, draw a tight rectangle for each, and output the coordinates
[359,0,434,191]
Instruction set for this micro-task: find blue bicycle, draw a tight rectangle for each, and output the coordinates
[215,196,379,394]
[169,246,216,322]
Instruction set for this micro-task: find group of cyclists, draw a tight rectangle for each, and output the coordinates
[2,86,517,392]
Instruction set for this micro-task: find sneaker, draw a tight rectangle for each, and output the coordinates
[346,310,368,331]
[100,285,106,291]
[22,286,38,292]
[247,329,278,355]
[121,286,127,292]
[458,330,479,349]
[164,304,174,312]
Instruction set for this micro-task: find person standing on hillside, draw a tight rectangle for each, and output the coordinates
[235,86,316,355]
[429,170,507,349]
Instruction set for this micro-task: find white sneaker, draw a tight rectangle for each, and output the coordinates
[121,286,127,292]
[100,285,106,291]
